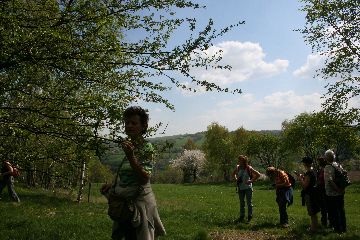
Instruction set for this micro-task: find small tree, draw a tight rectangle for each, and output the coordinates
[183,138,198,150]
[202,122,234,182]
[246,132,288,169]
[171,149,206,183]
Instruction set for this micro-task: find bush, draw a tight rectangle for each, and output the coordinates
[152,167,182,184]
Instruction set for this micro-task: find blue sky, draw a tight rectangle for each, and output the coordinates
[143,0,328,137]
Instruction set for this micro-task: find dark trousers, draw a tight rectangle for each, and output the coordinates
[112,219,137,240]
[276,189,291,224]
[0,176,20,202]
[319,189,329,226]
[238,188,253,218]
[326,195,346,233]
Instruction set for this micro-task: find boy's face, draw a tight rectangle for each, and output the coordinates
[124,115,144,138]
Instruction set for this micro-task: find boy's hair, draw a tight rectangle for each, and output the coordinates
[123,106,149,134]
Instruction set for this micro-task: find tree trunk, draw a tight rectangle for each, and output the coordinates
[76,160,86,203]
[183,170,192,183]
[192,169,197,183]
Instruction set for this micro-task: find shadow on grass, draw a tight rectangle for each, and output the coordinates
[249,221,279,231]
[288,223,360,240]
[2,189,77,208]
[216,218,278,231]
[216,219,360,240]
[23,193,72,206]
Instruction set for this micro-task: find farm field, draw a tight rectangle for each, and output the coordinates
[0,182,359,240]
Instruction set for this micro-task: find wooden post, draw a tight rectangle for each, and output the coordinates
[87,182,91,203]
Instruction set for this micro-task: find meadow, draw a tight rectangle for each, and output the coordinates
[0,182,359,240]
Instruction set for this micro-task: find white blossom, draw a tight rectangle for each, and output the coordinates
[171,149,206,182]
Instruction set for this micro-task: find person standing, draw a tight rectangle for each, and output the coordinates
[316,156,329,227]
[324,149,346,233]
[232,155,261,223]
[296,156,320,232]
[266,166,293,228]
[101,106,166,240]
[0,160,20,202]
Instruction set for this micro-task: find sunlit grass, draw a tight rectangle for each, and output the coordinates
[0,182,359,239]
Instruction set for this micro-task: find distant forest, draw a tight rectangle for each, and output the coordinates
[101,130,281,171]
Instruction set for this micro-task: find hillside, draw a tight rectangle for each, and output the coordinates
[101,130,281,170]
[101,132,206,169]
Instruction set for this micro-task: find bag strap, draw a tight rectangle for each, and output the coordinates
[111,158,144,199]
[113,158,126,188]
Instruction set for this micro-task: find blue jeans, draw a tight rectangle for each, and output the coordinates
[276,188,293,224]
[238,188,253,218]
[0,176,20,202]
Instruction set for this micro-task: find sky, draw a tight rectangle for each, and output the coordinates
[142,0,329,137]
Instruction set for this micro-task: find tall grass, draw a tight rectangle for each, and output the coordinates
[0,182,359,240]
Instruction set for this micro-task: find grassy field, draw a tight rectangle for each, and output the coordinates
[0,182,359,240]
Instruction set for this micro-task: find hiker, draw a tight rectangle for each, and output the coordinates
[100,106,166,240]
[324,149,346,233]
[266,166,293,228]
[0,160,20,202]
[317,156,329,228]
[232,155,261,223]
[296,156,320,233]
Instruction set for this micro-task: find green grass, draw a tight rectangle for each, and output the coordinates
[0,182,359,240]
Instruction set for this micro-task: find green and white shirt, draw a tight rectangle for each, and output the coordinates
[116,141,154,186]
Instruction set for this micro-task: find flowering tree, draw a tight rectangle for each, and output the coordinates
[171,149,206,183]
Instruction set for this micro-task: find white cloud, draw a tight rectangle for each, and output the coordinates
[293,53,326,79]
[197,91,323,131]
[190,41,289,86]
[154,91,324,136]
[216,93,254,107]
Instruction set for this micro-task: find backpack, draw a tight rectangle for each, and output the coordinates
[285,171,296,188]
[332,164,351,189]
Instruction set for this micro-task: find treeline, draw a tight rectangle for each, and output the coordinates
[151,112,360,184]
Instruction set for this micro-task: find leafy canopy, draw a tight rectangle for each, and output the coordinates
[299,0,360,125]
[0,0,244,164]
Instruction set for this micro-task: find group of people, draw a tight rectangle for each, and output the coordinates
[232,150,347,234]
